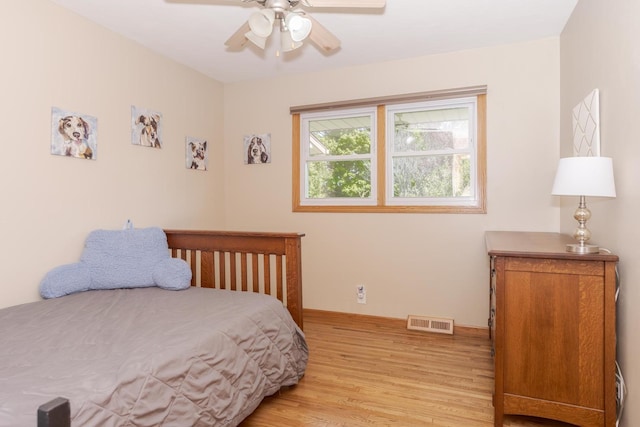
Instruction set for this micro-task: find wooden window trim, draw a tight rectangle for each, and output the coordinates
[290,85,487,114]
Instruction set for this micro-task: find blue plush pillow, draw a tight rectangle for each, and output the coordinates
[40,227,192,299]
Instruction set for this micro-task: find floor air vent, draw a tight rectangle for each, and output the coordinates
[406,315,454,335]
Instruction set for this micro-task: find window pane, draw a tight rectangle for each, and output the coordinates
[307,160,371,198]
[392,154,471,198]
[393,107,469,152]
[309,116,371,156]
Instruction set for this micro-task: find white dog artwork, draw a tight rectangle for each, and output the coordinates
[243,134,271,165]
[186,137,208,171]
[51,107,97,160]
[131,106,162,148]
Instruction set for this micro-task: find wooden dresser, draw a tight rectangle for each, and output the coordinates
[485,231,618,427]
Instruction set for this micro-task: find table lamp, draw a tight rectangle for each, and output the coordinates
[551,156,616,254]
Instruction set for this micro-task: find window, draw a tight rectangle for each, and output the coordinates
[300,107,377,206]
[386,98,477,206]
[292,87,486,213]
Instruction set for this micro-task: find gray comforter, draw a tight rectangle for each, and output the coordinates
[0,287,308,426]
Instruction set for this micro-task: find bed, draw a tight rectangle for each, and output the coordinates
[0,229,307,427]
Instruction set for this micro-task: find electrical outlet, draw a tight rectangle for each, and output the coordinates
[357,285,366,304]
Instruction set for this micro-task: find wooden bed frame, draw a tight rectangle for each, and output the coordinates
[36,229,305,427]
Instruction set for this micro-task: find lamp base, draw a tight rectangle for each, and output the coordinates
[566,243,600,254]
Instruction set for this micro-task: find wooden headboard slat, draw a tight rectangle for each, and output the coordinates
[263,253,271,296]
[251,253,259,293]
[201,251,214,289]
[276,254,283,303]
[240,254,248,292]
[189,251,197,287]
[229,254,237,291]
[217,252,226,290]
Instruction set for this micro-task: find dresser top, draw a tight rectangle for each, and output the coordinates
[485,231,618,261]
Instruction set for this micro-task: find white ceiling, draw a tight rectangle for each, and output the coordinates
[49,0,578,84]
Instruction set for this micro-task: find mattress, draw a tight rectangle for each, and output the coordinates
[0,287,308,426]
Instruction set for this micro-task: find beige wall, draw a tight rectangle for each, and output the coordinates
[0,0,225,308]
[561,1,639,424]
[223,38,562,327]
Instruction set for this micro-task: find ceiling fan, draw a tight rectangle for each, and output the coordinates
[224,0,386,54]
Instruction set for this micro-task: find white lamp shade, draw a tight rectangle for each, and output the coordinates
[551,156,616,197]
[285,13,312,42]
[281,29,303,52]
[245,31,267,49]
[248,9,275,38]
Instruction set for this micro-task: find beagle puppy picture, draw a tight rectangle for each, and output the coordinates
[186,137,208,171]
[244,134,271,165]
[131,106,162,148]
[51,107,97,160]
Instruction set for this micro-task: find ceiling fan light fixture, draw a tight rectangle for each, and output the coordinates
[248,9,275,38]
[245,30,268,49]
[285,13,312,42]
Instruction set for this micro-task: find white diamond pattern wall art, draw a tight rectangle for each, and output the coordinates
[572,89,600,157]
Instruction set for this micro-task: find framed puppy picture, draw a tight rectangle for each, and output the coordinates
[51,107,97,160]
[131,106,162,149]
[186,136,208,171]
[243,133,271,165]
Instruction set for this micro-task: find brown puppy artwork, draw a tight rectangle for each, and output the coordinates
[131,106,162,149]
[51,107,97,160]
[243,134,271,165]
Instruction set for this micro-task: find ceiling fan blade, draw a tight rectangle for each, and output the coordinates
[306,15,340,53]
[303,0,385,7]
[224,21,251,49]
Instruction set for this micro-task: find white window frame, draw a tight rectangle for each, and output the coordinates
[385,97,478,207]
[299,107,378,207]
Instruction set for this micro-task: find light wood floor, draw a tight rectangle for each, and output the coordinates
[241,310,575,427]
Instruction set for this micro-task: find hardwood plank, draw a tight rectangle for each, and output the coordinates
[241,310,573,427]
